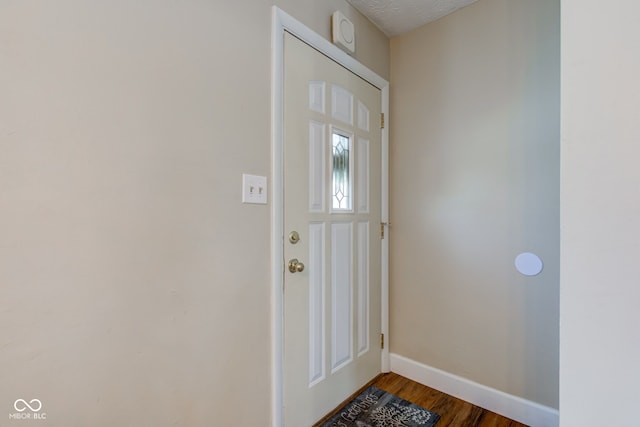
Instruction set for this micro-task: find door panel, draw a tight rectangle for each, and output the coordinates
[283,32,382,426]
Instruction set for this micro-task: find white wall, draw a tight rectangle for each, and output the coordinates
[560,0,640,424]
[0,1,388,425]
[390,0,560,409]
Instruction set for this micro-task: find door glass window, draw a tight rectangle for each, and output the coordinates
[331,130,353,211]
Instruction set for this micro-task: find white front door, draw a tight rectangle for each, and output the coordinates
[283,32,383,426]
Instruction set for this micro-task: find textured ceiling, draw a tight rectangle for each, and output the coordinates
[347,0,479,37]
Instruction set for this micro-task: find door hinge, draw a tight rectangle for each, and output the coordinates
[380,333,385,349]
[380,113,385,129]
[380,222,390,239]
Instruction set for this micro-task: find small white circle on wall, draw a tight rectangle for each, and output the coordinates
[515,252,543,276]
[340,19,354,43]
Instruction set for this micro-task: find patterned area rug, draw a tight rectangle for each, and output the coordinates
[318,386,440,427]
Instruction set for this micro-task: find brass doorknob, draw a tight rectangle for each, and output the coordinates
[288,258,305,273]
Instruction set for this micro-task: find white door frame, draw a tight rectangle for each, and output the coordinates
[270,7,389,426]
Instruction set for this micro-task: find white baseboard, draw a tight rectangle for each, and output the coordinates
[390,353,559,427]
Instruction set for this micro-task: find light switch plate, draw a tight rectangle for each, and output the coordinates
[242,174,267,204]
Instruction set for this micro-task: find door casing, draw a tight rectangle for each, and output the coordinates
[270,7,389,426]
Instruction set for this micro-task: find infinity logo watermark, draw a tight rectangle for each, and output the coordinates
[9,399,46,421]
[14,399,42,412]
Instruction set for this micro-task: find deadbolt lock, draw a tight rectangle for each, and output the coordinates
[289,231,300,244]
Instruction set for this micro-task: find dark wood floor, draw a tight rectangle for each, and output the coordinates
[316,372,529,427]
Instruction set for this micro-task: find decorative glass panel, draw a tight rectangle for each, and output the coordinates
[332,131,352,211]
